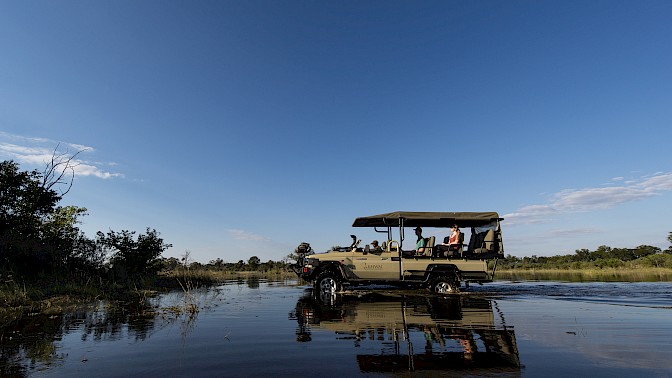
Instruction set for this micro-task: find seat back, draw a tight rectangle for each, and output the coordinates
[424,236,435,256]
[470,229,498,257]
[482,229,495,251]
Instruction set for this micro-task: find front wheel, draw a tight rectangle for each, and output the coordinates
[431,274,460,294]
[315,271,343,294]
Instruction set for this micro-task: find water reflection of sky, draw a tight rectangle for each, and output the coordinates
[498,295,672,375]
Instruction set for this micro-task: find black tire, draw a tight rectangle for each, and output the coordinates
[430,274,460,294]
[315,270,343,294]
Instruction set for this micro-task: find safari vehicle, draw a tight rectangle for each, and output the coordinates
[294,211,504,293]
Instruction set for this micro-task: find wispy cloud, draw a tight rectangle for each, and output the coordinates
[0,132,122,179]
[504,172,672,225]
[227,229,271,242]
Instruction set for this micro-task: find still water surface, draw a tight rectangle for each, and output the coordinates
[2,279,671,377]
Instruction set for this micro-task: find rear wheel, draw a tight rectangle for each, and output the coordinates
[315,271,343,294]
[431,274,460,294]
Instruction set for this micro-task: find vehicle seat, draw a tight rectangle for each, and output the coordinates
[458,232,465,254]
[473,229,496,256]
[423,236,435,257]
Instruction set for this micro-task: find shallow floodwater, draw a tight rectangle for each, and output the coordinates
[2,279,671,377]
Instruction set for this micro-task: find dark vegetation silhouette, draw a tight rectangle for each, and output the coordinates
[0,154,172,302]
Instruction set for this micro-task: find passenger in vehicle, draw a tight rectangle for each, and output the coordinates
[414,227,426,255]
[370,240,383,253]
[447,225,462,256]
[434,225,462,257]
[434,237,449,257]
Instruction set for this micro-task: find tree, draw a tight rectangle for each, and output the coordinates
[591,245,612,261]
[0,161,60,234]
[248,256,261,271]
[574,249,591,261]
[160,257,181,271]
[632,245,660,259]
[0,161,62,273]
[209,258,224,269]
[97,228,172,278]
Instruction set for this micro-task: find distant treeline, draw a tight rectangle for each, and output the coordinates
[498,240,672,270]
[162,255,293,274]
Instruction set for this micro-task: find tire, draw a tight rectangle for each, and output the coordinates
[315,270,343,294]
[431,274,460,294]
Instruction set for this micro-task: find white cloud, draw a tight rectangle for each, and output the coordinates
[504,172,672,225]
[227,229,270,242]
[0,132,122,179]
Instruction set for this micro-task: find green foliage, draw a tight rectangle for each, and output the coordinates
[0,161,61,273]
[97,228,172,278]
[247,256,260,270]
[1,158,174,303]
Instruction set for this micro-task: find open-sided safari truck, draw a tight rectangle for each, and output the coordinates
[294,211,504,294]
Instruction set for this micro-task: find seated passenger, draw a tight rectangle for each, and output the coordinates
[435,225,462,257]
[414,227,426,255]
[370,240,383,253]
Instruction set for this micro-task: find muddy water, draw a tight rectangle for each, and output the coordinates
[2,279,671,377]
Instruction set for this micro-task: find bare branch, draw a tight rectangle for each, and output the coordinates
[42,144,89,196]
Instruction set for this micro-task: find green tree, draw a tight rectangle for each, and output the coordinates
[209,258,225,269]
[591,245,612,261]
[97,228,172,278]
[574,249,591,261]
[160,256,181,271]
[0,160,62,273]
[633,245,660,259]
[248,256,261,271]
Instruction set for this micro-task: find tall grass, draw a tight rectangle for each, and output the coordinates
[495,267,672,282]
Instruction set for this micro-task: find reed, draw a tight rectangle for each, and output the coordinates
[160,269,296,284]
[495,267,672,282]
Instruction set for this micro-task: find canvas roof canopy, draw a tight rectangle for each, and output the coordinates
[352,211,502,228]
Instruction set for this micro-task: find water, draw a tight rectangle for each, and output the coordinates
[2,279,671,377]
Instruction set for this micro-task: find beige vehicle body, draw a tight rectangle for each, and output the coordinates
[296,211,504,293]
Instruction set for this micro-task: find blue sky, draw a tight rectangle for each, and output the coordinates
[1,0,671,263]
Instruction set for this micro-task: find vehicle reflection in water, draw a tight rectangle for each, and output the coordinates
[291,290,521,374]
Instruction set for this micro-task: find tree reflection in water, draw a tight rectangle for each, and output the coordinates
[0,288,220,377]
[1,298,161,376]
[290,290,521,374]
